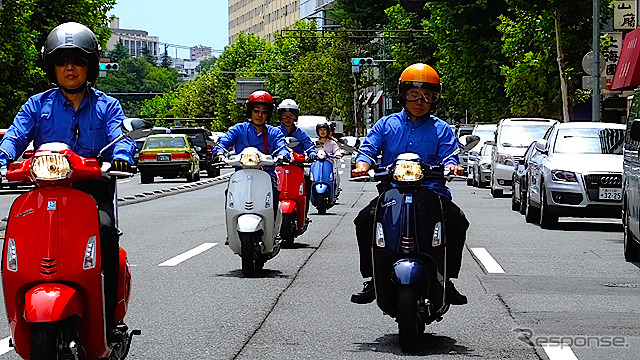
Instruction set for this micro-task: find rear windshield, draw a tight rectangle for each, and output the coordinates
[554,128,624,154]
[172,131,206,147]
[499,125,552,148]
[143,137,187,149]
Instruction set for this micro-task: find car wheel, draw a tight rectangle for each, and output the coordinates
[624,208,640,262]
[511,189,520,211]
[140,172,154,184]
[467,178,473,186]
[186,171,194,182]
[539,184,558,229]
[525,193,540,223]
[194,171,201,181]
[519,187,527,215]
[491,187,503,198]
[207,166,220,178]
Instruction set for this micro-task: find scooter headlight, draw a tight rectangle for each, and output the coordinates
[375,222,385,247]
[240,153,260,166]
[6,238,17,272]
[31,153,72,180]
[83,236,97,269]
[228,193,234,208]
[432,222,442,247]
[265,192,271,208]
[393,160,423,182]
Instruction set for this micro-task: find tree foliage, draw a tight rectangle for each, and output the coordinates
[108,39,130,63]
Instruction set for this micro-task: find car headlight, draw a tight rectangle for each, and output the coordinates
[496,154,514,166]
[551,170,578,182]
[393,160,423,182]
[240,153,260,166]
[31,153,72,180]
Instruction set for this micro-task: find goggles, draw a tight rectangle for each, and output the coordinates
[400,81,441,104]
[51,51,89,67]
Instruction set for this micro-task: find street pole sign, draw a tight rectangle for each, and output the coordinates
[614,0,637,30]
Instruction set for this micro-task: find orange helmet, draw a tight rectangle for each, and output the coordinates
[398,63,441,106]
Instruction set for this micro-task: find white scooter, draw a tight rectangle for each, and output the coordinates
[223,139,299,277]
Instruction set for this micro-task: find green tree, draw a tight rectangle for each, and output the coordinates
[195,56,217,73]
[333,0,393,30]
[108,39,129,62]
[141,46,157,66]
[160,47,172,68]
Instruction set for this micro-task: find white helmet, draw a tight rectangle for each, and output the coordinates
[277,99,300,117]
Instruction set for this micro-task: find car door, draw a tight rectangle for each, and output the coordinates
[624,97,640,238]
[528,126,555,205]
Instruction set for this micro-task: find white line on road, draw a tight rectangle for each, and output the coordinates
[158,243,218,267]
[0,336,12,355]
[470,247,505,273]
[542,343,579,360]
[341,164,346,168]
[117,179,131,184]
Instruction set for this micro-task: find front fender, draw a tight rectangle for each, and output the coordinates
[24,284,82,322]
[279,199,298,214]
[391,259,429,285]
[236,214,264,233]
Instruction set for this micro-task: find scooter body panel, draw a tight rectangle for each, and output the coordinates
[372,187,447,320]
[24,283,82,322]
[310,159,336,208]
[226,169,281,255]
[2,186,116,359]
[276,165,306,230]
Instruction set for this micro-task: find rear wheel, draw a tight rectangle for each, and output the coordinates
[240,233,258,277]
[186,168,194,182]
[194,171,201,181]
[539,185,558,229]
[397,286,421,353]
[30,323,59,360]
[207,166,220,178]
[280,213,296,246]
[140,172,154,184]
[624,209,640,262]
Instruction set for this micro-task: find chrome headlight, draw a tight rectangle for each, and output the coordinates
[265,192,271,208]
[432,222,442,247]
[393,160,423,182]
[228,193,234,208]
[83,236,97,269]
[551,170,577,182]
[31,153,72,180]
[6,238,17,272]
[375,222,385,247]
[240,153,260,166]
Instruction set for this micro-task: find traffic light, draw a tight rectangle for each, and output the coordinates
[351,58,376,73]
[99,63,119,71]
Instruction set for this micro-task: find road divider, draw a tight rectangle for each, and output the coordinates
[470,247,505,273]
[158,242,218,267]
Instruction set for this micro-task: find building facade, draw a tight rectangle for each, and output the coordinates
[229,0,300,43]
[106,18,160,58]
[190,45,212,61]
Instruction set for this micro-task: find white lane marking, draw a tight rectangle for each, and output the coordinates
[0,336,12,355]
[339,171,344,175]
[542,343,578,360]
[158,243,218,267]
[341,164,346,168]
[470,247,505,273]
[117,179,131,184]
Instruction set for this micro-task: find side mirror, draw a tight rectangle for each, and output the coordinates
[631,119,640,141]
[535,139,549,154]
[194,146,202,152]
[122,118,150,132]
[285,137,300,148]
[463,135,481,151]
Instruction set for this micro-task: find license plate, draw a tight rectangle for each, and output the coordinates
[599,187,622,200]
[157,154,171,162]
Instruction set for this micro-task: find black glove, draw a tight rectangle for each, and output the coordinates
[307,153,317,162]
[111,159,132,173]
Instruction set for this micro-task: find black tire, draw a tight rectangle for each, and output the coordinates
[490,187,503,198]
[511,190,520,211]
[186,169,194,182]
[140,172,154,184]
[624,209,640,262]
[240,233,257,277]
[317,204,326,215]
[539,185,557,229]
[519,188,527,215]
[525,194,540,224]
[397,286,421,353]
[30,323,59,360]
[207,166,220,178]
[194,171,201,181]
[280,213,296,246]
[466,178,473,186]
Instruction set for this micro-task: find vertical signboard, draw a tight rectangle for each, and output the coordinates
[614,0,637,30]
[603,32,623,90]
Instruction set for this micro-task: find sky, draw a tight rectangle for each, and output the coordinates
[108,0,229,58]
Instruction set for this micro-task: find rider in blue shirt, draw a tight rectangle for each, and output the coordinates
[350,63,470,306]
[0,23,135,342]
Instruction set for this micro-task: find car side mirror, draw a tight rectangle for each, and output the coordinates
[463,135,481,151]
[122,118,150,133]
[631,119,640,141]
[535,139,549,154]
[285,136,300,148]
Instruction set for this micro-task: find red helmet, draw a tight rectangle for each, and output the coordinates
[246,91,275,119]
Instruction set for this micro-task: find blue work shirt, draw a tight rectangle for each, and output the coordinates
[277,124,317,157]
[214,122,289,185]
[356,109,459,198]
[0,87,135,166]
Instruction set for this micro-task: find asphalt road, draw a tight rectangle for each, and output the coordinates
[0,165,637,359]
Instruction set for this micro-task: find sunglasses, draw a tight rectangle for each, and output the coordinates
[52,54,89,67]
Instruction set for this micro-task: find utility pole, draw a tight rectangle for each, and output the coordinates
[592,0,601,122]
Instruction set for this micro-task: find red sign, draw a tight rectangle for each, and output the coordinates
[611,27,640,90]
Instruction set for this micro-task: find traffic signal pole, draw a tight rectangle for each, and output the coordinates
[592,0,600,122]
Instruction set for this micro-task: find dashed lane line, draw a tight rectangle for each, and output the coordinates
[0,336,11,355]
[158,243,218,267]
[542,343,579,360]
[470,247,505,274]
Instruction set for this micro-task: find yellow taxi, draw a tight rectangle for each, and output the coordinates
[137,134,200,183]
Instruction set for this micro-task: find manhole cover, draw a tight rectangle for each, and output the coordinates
[603,283,640,288]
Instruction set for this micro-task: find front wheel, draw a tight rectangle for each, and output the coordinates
[511,189,520,211]
[539,185,557,229]
[397,286,422,353]
[624,209,640,262]
[280,213,296,246]
[317,203,326,215]
[30,323,59,360]
[525,194,540,223]
[240,233,258,277]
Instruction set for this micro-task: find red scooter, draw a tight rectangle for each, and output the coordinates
[276,151,309,245]
[2,119,143,359]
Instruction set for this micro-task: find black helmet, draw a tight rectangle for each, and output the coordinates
[316,120,331,138]
[42,22,101,84]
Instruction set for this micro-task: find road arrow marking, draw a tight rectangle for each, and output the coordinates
[158,243,218,267]
[470,247,505,273]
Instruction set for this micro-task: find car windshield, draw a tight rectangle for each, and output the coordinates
[554,128,624,154]
[499,125,552,147]
[144,137,187,149]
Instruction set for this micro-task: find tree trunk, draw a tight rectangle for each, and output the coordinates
[554,10,571,122]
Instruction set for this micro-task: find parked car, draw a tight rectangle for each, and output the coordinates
[466,124,498,184]
[525,122,625,229]
[491,118,558,197]
[137,134,200,183]
[511,141,538,214]
[623,96,640,261]
[469,141,494,187]
[170,127,220,177]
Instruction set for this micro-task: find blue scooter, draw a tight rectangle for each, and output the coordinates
[309,149,340,214]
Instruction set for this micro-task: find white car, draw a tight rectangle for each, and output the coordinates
[525,122,625,228]
[469,142,494,187]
